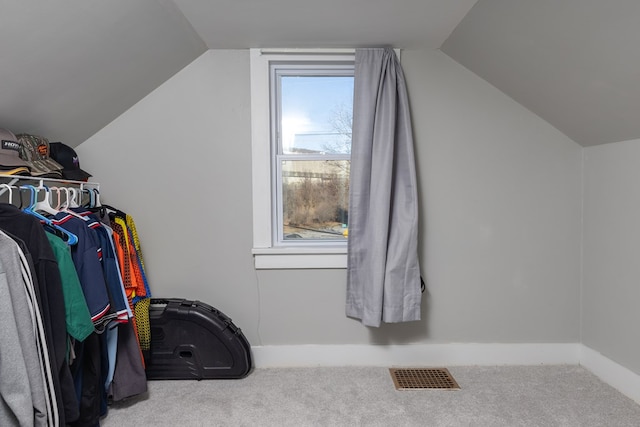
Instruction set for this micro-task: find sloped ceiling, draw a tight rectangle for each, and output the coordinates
[171,0,478,49]
[0,0,207,147]
[1,0,638,148]
[0,0,476,147]
[442,0,640,147]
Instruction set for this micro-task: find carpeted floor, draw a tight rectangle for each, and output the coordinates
[100,365,640,426]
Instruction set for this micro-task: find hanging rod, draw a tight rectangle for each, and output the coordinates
[0,173,99,198]
[0,173,99,186]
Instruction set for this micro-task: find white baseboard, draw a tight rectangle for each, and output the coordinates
[579,345,640,404]
[251,343,640,404]
[251,343,581,368]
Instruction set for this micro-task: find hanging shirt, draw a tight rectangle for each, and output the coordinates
[51,212,113,326]
[125,214,152,352]
[0,232,49,427]
[125,215,151,304]
[110,218,146,301]
[45,232,94,342]
[101,223,133,320]
[69,209,130,323]
[110,217,151,353]
[0,203,79,425]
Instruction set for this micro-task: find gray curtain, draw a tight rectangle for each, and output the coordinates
[346,48,422,327]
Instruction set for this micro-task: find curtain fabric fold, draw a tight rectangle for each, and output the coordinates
[346,48,421,327]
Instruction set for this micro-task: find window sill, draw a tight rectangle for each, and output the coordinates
[252,247,347,269]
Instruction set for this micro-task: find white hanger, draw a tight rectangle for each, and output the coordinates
[68,187,80,208]
[0,184,13,205]
[50,187,64,210]
[58,186,89,221]
[33,183,59,215]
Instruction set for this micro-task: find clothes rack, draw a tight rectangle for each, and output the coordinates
[0,173,153,427]
[0,173,100,208]
[0,173,99,191]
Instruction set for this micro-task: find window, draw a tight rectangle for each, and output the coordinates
[250,49,355,269]
[276,67,353,243]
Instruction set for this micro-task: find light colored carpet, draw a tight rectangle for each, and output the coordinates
[100,365,640,426]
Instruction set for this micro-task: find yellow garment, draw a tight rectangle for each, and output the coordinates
[134,299,151,351]
[114,216,151,351]
[126,215,151,352]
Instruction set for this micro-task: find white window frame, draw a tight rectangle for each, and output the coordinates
[250,48,355,269]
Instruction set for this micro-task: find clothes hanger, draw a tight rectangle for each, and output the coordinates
[81,188,94,208]
[15,185,24,209]
[81,187,98,209]
[57,186,90,220]
[86,189,112,217]
[0,184,13,205]
[93,188,101,208]
[49,186,63,210]
[21,185,78,245]
[87,204,124,218]
[33,184,59,216]
[86,187,125,217]
[61,187,72,210]
[68,187,80,208]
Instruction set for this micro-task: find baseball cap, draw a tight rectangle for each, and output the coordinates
[16,133,64,178]
[49,142,92,181]
[0,128,32,173]
[0,166,31,176]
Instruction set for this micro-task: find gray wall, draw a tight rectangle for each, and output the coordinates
[76,49,582,347]
[583,140,640,374]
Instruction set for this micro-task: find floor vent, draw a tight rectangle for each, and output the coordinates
[389,368,460,390]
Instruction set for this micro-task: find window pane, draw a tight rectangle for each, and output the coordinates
[281,159,349,241]
[280,76,353,155]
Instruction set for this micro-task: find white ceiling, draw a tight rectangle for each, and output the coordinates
[0,0,637,147]
[171,0,477,49]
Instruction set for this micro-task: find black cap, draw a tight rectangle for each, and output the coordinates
[49,142,92,181]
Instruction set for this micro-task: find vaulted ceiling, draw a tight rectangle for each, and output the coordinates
[442,0,640,147]
[0,0,637,147]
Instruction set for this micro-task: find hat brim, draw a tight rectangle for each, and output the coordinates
[24,160,49,176]
[42,157,64,172]
[61,168,92,182]
[0,166,31,176]
[0,152,30,169]
[26,160,63,178]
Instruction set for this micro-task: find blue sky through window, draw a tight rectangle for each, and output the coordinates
[281,76,354,154]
